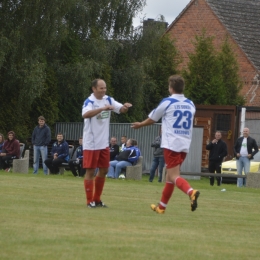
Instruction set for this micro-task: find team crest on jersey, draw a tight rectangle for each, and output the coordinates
[97,111,109,119]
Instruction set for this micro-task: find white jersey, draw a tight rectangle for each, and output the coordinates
[82,93,123,150]
[149,94,196,153]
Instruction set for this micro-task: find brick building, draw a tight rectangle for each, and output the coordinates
[166,0,260,106]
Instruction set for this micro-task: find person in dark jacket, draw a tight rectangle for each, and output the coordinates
[234,127,258,187]
[44,133,69,174]
[31,116,51,175]
[68,137,85,177]
[206,131,228,186]
[109,137,119,161]
[0,131,20,171]
[149,130,165,182]
[107,138,141,179]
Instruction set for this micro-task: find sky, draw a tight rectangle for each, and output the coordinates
[133,0,191,27]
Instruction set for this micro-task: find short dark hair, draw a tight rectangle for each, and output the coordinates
[57,132,63,137]
[38,116,46,121]
[91,79,104,88]
[168,75,185,94]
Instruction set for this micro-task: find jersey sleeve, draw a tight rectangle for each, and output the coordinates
[111,98,123,114]
[148,99,171,122]
[82,98,94,116]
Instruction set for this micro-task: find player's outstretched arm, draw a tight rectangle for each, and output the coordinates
[131,118,156,129]
[120,103,132,114]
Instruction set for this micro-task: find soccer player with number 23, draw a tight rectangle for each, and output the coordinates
[131,75,200,214]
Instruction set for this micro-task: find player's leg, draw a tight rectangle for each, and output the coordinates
[151,149,179,213]
[83,150,99,207]
[93,148,110,207]
[151,149,199,213]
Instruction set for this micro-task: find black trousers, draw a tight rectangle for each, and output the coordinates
[68,159,86,177]
[208,160,222,186]
[0,155,17,169]
[44,158,66,174]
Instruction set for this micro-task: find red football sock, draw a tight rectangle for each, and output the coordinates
[175,177,193,195]
[93,176,105,203]
[159,182,175,210]
[84,179,94,204]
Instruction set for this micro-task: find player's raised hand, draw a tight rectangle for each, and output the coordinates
[123,103,132,108]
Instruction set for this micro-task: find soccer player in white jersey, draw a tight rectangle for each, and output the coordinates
[82,79,132,208]
[131,75,200,214]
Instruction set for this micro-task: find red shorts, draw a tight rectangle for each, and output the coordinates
[164,148,187,169]
[83,148,110,169]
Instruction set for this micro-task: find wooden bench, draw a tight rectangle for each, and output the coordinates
[125,156,143,180]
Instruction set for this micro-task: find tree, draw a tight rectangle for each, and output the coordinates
[183,31,245,106]
[182,31,226,105]
[131,17,180,115]
[218,37,245,105]
[0,0,147,139]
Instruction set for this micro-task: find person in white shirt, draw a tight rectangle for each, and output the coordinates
[131,75,200,214]
[119,135,127,152]
[82,79,132,208]
[234,127,258,187]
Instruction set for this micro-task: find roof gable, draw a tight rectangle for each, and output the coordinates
[166,0,260,71]
[206,0,260,71]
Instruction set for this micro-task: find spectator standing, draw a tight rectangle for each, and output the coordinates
[206,131,227,186]
[31,116,51,175]
[149,129,165,182]
[0,131,20,172]
[44,133,69,174]
[131,75,200,214]
[109,137,119,161]
[107,138,141,178]
[119,136,127,152]
[82,79,132,208]
[234,127,258,187]
[68,137,85,177]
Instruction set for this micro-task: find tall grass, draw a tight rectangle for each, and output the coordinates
[0,169,260,260]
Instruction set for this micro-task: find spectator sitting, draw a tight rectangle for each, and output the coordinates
[0,133,5,153]
[0,131,20,172]
[109,137,119,161]
[119,135,127,152]
[0,133,5,170]
[44,133,69,174]
[68,137,85,177]
[107,138,141,179]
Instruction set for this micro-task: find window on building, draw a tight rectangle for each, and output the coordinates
[214,114,231,132]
